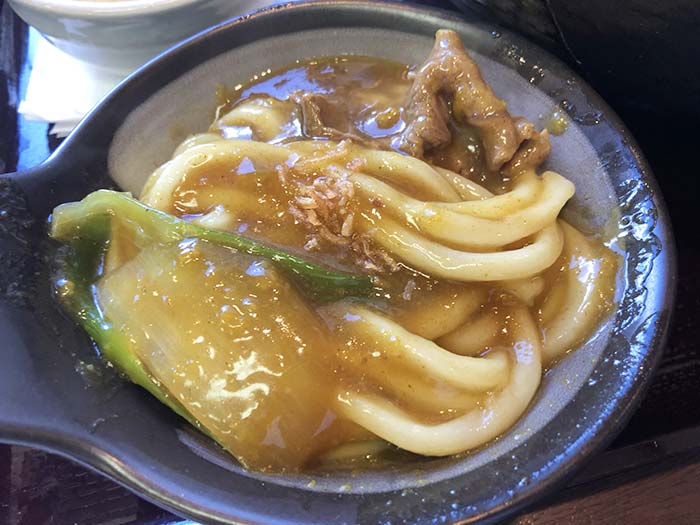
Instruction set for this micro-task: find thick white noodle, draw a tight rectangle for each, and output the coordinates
[215,97,298,142]
[364,219,564,281]
[173,133,227,156]
[141,141,570,285]
[356,149,461,202]
[318,440,390,462]
[337,307,542,456]
[140,140,292,210]
[436,171,540,217]
[328,304,510,392]
[498,276,546,306]
[540,221,610,362]
[354,363,483,415]
[191,204,236,231]
[393,287,486,340]
[436,311,500,357]
[353,171,574,250]
[434,166,493,200]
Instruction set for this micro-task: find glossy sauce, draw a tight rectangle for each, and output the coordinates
[223,58,411,139]
[98,239,370,470]
[216,58,504,190]
[93,57,618,472]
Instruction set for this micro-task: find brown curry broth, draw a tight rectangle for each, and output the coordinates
[217,57,503,189]
[97,238,513,471]
[167,142,489,338]
[98,240,369,471]
[168,57,506,301]
[222,57,411,140]
[96,57,617,471]
[170,57,517,275]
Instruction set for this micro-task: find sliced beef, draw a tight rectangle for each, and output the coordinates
[292,92,380,148]
[399,29,525,172]
[503,129,551,176]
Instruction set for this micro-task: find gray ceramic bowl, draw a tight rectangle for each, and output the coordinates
[0,2,675,524]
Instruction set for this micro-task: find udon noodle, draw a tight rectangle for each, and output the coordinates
[50,30,617,472]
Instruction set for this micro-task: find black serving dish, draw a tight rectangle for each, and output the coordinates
[0,2,676,524]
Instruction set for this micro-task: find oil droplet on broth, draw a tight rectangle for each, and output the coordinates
[541,107,570,136]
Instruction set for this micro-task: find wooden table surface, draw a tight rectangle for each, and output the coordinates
[1,1,699,524]
[516,463,700,524]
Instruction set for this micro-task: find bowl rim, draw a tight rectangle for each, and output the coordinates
[4,0,677,524]
[9,0,206,19]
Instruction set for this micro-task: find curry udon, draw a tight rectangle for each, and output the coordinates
[50,30,617,473]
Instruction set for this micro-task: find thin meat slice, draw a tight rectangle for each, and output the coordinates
[503,129,551,177]
[292,92,380,148]
[399,29,524,171]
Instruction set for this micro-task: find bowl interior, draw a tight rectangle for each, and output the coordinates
[108,27,619,493]
[3,4,672,524]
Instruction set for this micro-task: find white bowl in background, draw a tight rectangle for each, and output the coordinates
[7,0,279,73]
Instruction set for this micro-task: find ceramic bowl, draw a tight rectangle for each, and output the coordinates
[7,0,281,72]
[0,1,675,523]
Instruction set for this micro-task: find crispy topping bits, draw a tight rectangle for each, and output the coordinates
[285,147,398,273]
